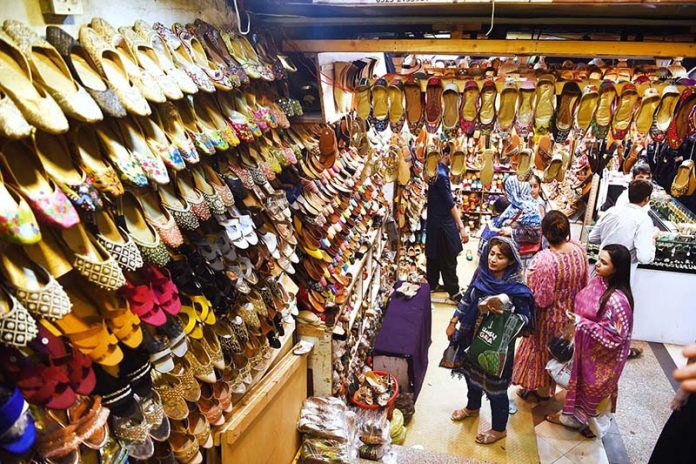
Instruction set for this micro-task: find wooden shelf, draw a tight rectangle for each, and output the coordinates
[284,38,696,58]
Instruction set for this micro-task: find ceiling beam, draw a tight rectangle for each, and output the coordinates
[283,38,696,58]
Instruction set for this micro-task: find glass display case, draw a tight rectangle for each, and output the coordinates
[583,191,696,274]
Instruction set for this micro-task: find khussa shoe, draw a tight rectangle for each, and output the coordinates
[552,81,581,144]
[121,191,171,268]
[611,83,639,141]
[69,124,124,198]
[33,131,103,223]
[666,87,696,149]
[388,78,406,133]
[458,80,480,137]
[573,84,598,138]
[118,26,183,101]
[0,88,33,139]
[477,80,497,136]
[533,74,555,137]
[78,25,150,116]
[0,286,38,348]
[139,191,185,249]
[516,147,533,181]
[424,77,443,133]
[441,82,460,136]
[671,159,696,197]
[94,122,149,188]
[515,80,535,138]
[113,117,170,185]
[591,80,617,139]
[0,30,68,134]
[60,222,126,290]
[0,245,72,321]
[90,17,165,103]
[0,139,79,229]
[480,147,496,187]
[497,80,518,136]
[633,87,660,136]
[95,208,144,271]
[136,113,186,172]
[370,78,389,132]
[3,20,103,123]
[404,75,423,134]
[152,22,215,94]
[133,20,198,95]
[45,26,128,119]
[0,170,41,245]
[649,85,680,143]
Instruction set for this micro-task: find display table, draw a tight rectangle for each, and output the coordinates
[373,282,432,401]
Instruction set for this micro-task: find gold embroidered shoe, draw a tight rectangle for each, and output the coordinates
[3,20,103,123]
[60,222,126,291]
[121,191,171,268]
[95,208,144,271]
[0,286,38,348]
[90,18,165,104]
[0,245,72,321]
[0,88,32,139]
[78,25,150,117]
[0,30,68,134]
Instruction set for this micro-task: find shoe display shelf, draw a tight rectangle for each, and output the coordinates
[453,167,511,233]
[298,226,388,396]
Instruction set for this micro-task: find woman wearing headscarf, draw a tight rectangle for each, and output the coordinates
[494,175,543,246]
[445,237,535,445]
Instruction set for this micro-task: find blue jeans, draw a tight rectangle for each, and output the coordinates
[466,378,510,432]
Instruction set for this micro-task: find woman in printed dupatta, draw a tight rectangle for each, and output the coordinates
[546,244,634,437]
[494,175,542,246]
[445,237,535,445]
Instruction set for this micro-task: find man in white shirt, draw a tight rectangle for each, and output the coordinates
[589,179,658,359]
[616,163,652,210]
[590,179,656,266]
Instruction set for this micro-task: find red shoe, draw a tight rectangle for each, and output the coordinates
[121,274,166,327]
[142,264,182,316]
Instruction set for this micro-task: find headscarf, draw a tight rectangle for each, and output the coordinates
[495,175,542,229]
[457,237,536,333]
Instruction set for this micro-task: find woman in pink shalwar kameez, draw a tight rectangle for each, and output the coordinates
[546,244,634,436]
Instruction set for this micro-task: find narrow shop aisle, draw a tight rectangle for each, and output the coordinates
[401,239,679,464]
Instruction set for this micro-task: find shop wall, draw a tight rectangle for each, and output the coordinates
[0,0,237,36]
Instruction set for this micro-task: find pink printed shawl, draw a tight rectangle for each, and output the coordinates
[563,276,633,424]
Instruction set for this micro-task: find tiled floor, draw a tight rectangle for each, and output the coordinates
[401,239,682,464]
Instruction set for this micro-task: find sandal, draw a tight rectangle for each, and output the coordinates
[517,389,551,403]
[475,429,507,445]
[628,347,643,359]
[450,408,479,422]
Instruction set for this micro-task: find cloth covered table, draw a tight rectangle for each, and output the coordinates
[373,282,432,401]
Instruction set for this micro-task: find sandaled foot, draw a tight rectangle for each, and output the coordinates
[580,427,597,439]
[451,408,480,421]
[517,389,551,403]
[476,429,507,445]
[545,412,564,425]
[628,347,643,359]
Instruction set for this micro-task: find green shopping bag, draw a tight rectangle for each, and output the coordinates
[465,309,525,378]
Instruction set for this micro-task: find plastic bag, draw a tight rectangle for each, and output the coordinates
[466,306,525,377]
[298,397,350,442]
[356,409,391,461]
[546,358,573,389]
[301,437,354,464]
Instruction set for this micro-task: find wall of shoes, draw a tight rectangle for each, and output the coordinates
[0,3,404,462]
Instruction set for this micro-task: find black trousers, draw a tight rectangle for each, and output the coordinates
[426,251,459,296]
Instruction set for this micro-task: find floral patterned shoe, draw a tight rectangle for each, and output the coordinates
[190,167,226,216]
[33,131,103,224]
[116,117,170,185]
[94,122,149,188]
[95,209,144,272]
[153,22,215,94]
[69,125,124,198]
[155,102,200,165]
[140,191,185,249]
[138,113,186,172]
[0,173,41,245]
[0,140,79,229]
[174,98,216,156]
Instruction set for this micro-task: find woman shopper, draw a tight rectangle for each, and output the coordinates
[492,175,542,247]
[446,237,535,445]
[546,244,634,437]
[513,211,589,401]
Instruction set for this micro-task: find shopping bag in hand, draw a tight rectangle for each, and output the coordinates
[545,358,572,389]
[465,306,525,377]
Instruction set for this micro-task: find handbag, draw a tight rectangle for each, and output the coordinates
[545,358,573,389]
[439,327,466,369]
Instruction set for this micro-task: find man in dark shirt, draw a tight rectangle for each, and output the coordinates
[425,155,468,301]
